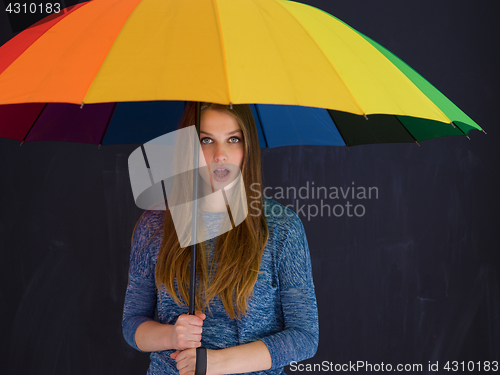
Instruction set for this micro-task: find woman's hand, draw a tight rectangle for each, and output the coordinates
[171,348,219,375]
[170,311,206,350]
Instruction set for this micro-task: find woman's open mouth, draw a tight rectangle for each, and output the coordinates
[213,167,231,182]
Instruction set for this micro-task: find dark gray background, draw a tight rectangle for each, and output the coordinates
[1,0,498,374]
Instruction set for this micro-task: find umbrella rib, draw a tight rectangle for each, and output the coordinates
[394,115,420,146]
[98,102,118,147]
[450,121,469,137]
[274,1,366,116]
[80,0,144,104]
[325,109,349,148]
[252,104,269,148]
[21,103,48,144]
[211,0,231,104]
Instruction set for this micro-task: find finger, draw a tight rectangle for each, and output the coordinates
[188,333,202,342]
[176,350,196,375]
[170,350,180,359]
[175,349,194,367]
[180,368,195,375]
[189,339,202,348]
[175,350,187,365]
[195,310,206,320]
[178,314,204,327]
[183,339,201,349]
[187,326,203,335]
[188,317,205,327]
[182,311,205,320]
[179,366,195,375]
[174,323,202,342]
[178,331,202,343]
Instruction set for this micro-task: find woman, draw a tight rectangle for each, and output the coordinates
[122,102,318,375]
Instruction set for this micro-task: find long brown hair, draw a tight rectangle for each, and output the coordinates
[155,102,268,319]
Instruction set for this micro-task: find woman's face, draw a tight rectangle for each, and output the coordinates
[199,109,244,191]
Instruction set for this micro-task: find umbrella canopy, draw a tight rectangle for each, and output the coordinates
[0,0,482,147]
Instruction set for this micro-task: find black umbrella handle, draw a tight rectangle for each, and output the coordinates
[195,347,207,375]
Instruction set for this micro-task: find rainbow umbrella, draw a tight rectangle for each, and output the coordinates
[0,0,482,147]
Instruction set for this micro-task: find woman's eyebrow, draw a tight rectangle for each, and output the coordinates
[200,130,242,136]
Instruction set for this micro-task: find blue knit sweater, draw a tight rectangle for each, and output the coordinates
[122,198,319,374]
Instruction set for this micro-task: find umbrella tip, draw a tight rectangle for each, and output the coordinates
[466,136,471,140]
[19,141,23,146]
[482,129,487,135]
[80,102,84,109]
[415,141,420,147]
[98,143,101,149]
[363,114,368,120]
[229,102,233,109]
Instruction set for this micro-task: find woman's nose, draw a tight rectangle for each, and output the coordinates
[213,144,228,162]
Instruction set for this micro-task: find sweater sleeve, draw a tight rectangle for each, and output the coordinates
[122,212,160,352]
[260,217,319,369]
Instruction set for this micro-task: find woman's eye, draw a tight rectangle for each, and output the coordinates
[228,137,241,143]
[200,137,212,144]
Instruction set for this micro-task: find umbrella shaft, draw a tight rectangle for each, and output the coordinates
[189,102,202,315]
